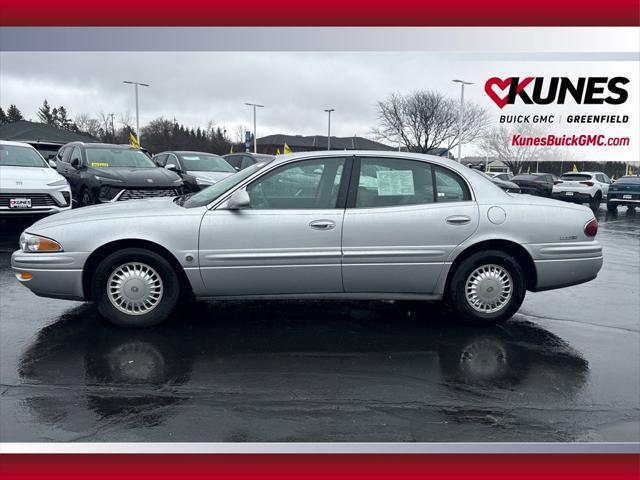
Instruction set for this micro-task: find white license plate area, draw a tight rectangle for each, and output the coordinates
[9,198,31,209]
[623,194,632,199]
[565,192,574,196]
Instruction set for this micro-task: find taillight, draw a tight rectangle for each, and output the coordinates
[554,180,563,185]
[584,218,598,237]
[580,181,594,186]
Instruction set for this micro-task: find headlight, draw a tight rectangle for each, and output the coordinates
[47,178,69,187]
[19,233,63,253]
[196,177,214,186]
[94,175,123,183]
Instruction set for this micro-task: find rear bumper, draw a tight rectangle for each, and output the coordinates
[552,191,593,203]
[608,197,640,205]
[526,241,603,291]
[11,250,88,300]
[532,256,603,291]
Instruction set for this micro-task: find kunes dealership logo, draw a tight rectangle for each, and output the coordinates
[484,77,629,109]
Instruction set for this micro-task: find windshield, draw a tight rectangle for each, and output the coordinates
[561,174,592,181]
[0,144,47,168]
[182,163,263,208]
[179,153,235,173]
[86,148,156,169]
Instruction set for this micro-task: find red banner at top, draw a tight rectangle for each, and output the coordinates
[0,0,639,26]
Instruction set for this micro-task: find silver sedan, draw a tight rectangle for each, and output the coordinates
[12,151,603,327]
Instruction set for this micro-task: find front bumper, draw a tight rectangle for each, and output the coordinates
[11,250,89,300]
[0,187,72,215]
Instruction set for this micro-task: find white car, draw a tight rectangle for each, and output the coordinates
[0,140,72,215]
[486,172,513,182]
[552,171,611,210]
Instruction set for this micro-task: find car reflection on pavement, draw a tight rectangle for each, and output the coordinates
[17,299,589,441]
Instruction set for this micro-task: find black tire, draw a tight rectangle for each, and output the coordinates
[606,202,617,212]
[448,250,526,325]
[589,192,601,211]
[91,248,181,327]
[80,188,94,207]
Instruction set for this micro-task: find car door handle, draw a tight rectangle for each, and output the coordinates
[446,215,471,225]
[309,219,336,230]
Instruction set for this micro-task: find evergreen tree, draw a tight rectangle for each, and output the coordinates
[6,105,24,123]
[38,100,56,125]
[0,107,7,125]
[56,106,75,131]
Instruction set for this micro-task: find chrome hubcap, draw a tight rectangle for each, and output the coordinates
[465,264,512,313]
[107,262,163,315]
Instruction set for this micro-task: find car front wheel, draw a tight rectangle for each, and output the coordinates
[92,248,181,327]
[449,250,526,324]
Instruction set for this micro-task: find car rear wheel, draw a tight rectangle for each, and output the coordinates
[589,192,601,211]
[449,250,526,324]
[92,248,181,327]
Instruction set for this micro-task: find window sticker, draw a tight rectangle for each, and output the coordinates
[90,162,109,168]
[376,170,415,196]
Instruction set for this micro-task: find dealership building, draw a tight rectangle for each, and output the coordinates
[256,134,395,154]
[0,120,96,159]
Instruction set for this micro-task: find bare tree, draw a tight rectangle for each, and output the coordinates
[373,90,489,156]
[74,113,102,138]
[234,124,247,144]
[480,124,548,175]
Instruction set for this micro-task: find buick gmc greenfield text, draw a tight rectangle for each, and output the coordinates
[11,152,603,327]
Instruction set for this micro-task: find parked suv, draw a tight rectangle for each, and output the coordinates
[511,173,557,197]
[552,171,610,210]
[1,140,71,215]
[55,143,184,206]
[607,175,640,212]
[153,151,236,192]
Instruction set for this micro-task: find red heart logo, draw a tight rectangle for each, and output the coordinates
[484,77,534,109]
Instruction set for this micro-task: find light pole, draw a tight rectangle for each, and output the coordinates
[245,102,264,153]
[123,81,150,144]
[324,109,335,150]
[452,79,473,163]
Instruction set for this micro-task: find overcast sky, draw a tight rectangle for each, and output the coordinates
[1,52,637,161]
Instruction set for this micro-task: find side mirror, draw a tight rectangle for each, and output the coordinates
[48,159,57,169]
[227,189,250,210]
[70,158,81,169]
[165,163,179,172]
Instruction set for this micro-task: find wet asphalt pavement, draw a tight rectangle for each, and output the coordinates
[0,207,638,443]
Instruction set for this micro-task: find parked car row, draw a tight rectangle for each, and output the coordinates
[1,139,633,217]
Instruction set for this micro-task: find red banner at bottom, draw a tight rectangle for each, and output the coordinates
[1,454,639,479]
